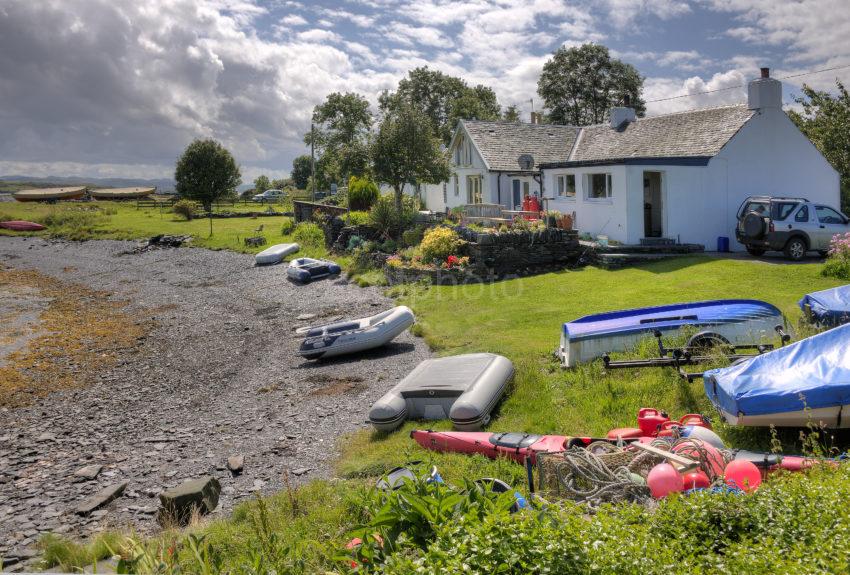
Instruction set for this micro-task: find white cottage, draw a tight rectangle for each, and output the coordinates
[541,69,840,250]
[422,120,580,212]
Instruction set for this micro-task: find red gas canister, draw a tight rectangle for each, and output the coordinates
[638,408,670,437]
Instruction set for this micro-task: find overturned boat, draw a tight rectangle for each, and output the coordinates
[704,323,850,428]
[298,305,414,360]
[370,353,513,432]
[254,242,299,265]
[13,186,86,202]
[558,299,785,367]
[287,257,341,283]
[0,220,46,231]
[90,187,156,200]
[799,284,850,327]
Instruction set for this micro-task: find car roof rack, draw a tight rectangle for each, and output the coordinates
[745,195,809,202]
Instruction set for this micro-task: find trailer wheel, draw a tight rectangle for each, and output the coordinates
[686,332,729,351]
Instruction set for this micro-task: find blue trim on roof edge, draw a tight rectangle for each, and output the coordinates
[539,156,712,169]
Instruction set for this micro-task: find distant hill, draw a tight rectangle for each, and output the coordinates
[0,174,177,192]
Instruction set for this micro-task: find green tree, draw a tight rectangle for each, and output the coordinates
[253,174,271,193]
[174,139,242,235]
[380,67,501,145]
[538,43,646,126]
[788,81,850,212]
[291,154,312,190]
[371,100,450,230]
[305,92,372,185]
[271,178,289,190]
[502,104,521,122]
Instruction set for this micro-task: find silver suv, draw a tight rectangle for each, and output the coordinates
[736,196,849,261]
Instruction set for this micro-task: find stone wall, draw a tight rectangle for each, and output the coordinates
[292,200,348,223]
[459,227,581,276]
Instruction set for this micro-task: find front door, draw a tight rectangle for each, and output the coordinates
[512,180,521,209]
[643,171,663,237]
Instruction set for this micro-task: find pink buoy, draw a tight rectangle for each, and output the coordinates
[647,463,684,499]
[672,439,725,480]
[682,469,711,490]
[724,459,762,492]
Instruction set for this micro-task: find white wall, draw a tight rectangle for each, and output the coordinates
[546,165,629,241]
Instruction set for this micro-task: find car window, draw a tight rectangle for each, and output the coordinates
[794,205,809,222]
[772,202,798,221]
[816,206,846,224]
[741,201,768,217]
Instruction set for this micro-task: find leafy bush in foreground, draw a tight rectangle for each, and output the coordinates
[348,176,380,211]
[171,199,199,221]
[292,222,325,247]
[822,232,850,279]
[419,227,462,263]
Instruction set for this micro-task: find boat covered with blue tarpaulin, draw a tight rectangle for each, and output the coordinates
[704,322,850,427]
[799,284,850,327]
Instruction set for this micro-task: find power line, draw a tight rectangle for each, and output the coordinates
[644,62,850,104]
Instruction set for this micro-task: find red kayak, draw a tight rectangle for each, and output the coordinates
[0,220,46,231]
[410,429,818,474]
[410,430,627,465]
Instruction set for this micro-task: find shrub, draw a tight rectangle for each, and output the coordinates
[822,232,850,279]
[402,226,424,247]
[419,227,462,263]
[347,210,371,226]
[36,208,101,240]
[369,194,417,238]
[293,222,325,247]
[172,199,199,221]
[347,176,380,211]
[280,217,295,235]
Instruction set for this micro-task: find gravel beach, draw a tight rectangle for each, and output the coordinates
[0,237,429,561]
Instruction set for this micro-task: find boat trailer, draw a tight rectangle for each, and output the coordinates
[602,326,791,381]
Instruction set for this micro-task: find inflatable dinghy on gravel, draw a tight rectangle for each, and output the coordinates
[369,353,514,432]
[254,243,299,265]
[297,305,414,360]
[287,257,341,283]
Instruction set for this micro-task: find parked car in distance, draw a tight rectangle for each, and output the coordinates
[252,189,284,203]
[736,195,850,261]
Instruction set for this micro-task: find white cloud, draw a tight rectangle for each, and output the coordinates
[319,8,376,28]
[602,0,691,29]
[643,69,747,114]
[383,23,452,48]
[297,28,342,43]
[279,14,307,26]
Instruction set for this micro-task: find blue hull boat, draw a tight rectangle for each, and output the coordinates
[704,322,850,428]
[799,284,850,327]
[558,299,785,367]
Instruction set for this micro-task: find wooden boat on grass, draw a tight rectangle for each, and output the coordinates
[13,186,86,202]
[90,187,156,200]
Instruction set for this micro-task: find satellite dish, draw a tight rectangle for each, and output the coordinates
[518,154,534,170]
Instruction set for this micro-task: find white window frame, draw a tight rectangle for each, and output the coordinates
[556,174,576,199]
[466,175,483,204]
[584,173,613,201]
[453,174,459,197]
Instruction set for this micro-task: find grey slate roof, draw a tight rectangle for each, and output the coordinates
[567,104,755,164]
[460,121,580,171]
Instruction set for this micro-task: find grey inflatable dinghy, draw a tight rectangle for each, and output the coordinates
[255,243,299,265]
[297,305,415,360]
[368,353,514,432]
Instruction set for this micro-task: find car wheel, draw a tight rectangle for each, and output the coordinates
[746,246,766,257]
[783,237,807,261]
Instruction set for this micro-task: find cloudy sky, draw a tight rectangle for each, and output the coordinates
[0,0,848,182]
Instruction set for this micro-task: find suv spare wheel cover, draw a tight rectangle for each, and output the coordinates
[743,211,766,239]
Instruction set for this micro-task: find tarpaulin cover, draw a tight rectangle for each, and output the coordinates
[704,323,850,416]
[799,284,850,326]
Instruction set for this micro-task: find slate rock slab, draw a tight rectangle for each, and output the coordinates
[158,476,221,526]
[74,464,103,481]
[75,482,128,516]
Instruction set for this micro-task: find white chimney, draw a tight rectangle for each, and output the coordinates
[609,107,636,129]
[748,67,782,110]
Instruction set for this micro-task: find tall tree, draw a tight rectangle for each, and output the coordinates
[174,139,242,234]
[253,174,271,193]
[502,104,521,122]
[788,81,850,212]
[537,43,646,126]
[290,154,312,190]
[372,100,450,222]
[305,92,372,184]
[380,67,501,145]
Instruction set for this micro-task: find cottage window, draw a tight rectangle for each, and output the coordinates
[442,182,447,204]
[453,175,459,196]
[557,174,576,198]
[466,175,483,204]
[586,173,612,200]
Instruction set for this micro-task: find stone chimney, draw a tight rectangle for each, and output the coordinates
[748,67,782,110]
[609,95,636,129]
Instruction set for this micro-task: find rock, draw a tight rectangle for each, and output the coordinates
[291,467,310,476]
[296,313,317,321]
[37,432,57,442]
[158,476,220,526]
[74,465,103,481]
[75,482,128,516]
[226,455,244,475]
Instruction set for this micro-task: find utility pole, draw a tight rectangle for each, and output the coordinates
[310,122,316,202]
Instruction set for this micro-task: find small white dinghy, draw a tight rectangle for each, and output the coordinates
[254,243,299,265]
[297,306,415,360]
